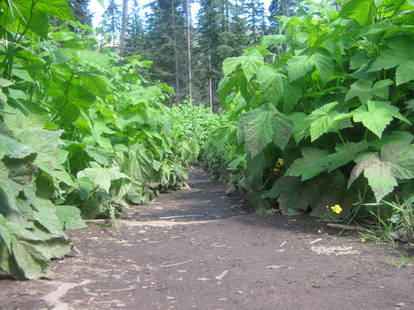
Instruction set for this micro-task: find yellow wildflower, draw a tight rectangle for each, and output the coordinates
[276,158,284,167]
[331,204,342,214]
[361,238,366,243]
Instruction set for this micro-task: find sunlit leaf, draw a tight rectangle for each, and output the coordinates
[286,148,329,181]
[287,55,314,82]
[352,101,410,138]
[348,141,414,201]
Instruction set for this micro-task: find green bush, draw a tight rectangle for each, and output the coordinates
[204,0,414,217]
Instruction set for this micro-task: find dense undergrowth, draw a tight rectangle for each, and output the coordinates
[0,0,217,279]
[203,0,414,243]
[2,0,414,280]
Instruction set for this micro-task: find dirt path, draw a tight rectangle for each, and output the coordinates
[1,166,413,310]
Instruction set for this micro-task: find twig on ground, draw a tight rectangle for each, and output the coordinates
[160,259,193,268]
[327,223,365,232]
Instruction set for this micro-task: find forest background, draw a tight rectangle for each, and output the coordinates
[71,0,300,108]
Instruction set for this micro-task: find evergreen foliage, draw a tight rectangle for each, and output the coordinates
[268,0,301,29]
[145,0,187,103]
[123,0,145,56]
[101,0,121,35]
[69,0,93,26]
[244,0,266,45]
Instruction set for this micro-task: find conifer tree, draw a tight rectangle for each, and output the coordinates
[146,0,187,103]
[186,0,193,101]
[196,0,252,107]
[230,0,248,54]
[123,0,145,56]
[69,0,93,26]
[197,0,221,106]
[101,0,121,35]
[121,0,129,47]
[244,0,266,45]
[268,0,300,29]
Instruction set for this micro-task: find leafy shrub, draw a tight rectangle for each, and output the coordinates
[0,0,216,279]
[204,0,414,216]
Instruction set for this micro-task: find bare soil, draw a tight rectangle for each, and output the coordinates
[1,166,413,310]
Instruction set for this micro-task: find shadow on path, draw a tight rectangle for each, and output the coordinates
[0,166,413,310]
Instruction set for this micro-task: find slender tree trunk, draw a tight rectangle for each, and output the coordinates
[208,49,213,110]
[171,0,180,104]
[220,0,225,32]
[225,0,229,31]
[251,0,256,43]
[121,0,129,48]
[186,0,192,102]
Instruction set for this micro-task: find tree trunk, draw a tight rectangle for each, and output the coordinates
[121,0,129,48]
[171,0,180,104]
[186,0,192,102]
[251,0,256,43]
[208,49,213,110]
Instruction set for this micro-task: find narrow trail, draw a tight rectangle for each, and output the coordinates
[1,166,413,310]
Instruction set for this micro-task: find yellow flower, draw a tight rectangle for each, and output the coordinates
[276,158,284,167]
[361,238,366,243]
[331,204,342,214]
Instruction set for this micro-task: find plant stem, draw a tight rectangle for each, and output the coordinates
[52,70,74,123]
[337,130,355,155]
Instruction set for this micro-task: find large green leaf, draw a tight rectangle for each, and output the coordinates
[339,0,375,26]
[264,173,346,216]
[286,148,329,181]
[239,109,274,158]
[283,83,302,113]
[55,206,86,230]
[0,134,36,159]
[287,55,314,82]
[260,35,286,47]
[289,112,307,144]
[311,50,334,83]
[348,153,397,202]
[369,36,414,85]
[77,167,130,194]
[303,102,349,142]
[381,142,414,179]
[352,100,410,138]
[0,213,70,279]
[241,49,265,81]
[0,162,22,217]
[319,142,366,172]
[345,80,373,103]
[256,65,286,104]
[85,146,115,167]
[272,110,294,150]
[396,60,414,85]
[239,108,293,158]
[12,1,50,38]
[346,79,393,103]
[223,48,264,81]
[348,141,414,201]
[36,0,75,21]
[77,50,111,73]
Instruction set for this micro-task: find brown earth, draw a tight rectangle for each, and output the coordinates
[1,166,413,310]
